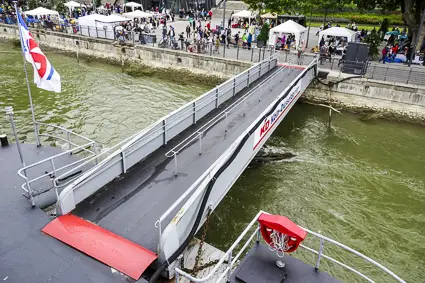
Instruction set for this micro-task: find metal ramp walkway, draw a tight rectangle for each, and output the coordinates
[48,56,318,279]
[42,214,157,280]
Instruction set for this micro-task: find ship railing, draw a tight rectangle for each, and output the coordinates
[173,210,406,283]
[55,55,283,215]
[163,63,291,176]
[17,122,97,205]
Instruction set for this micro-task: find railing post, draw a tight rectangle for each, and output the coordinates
[96,27,99,38]
[384,65,389,81]
[163,119,167,145]
[226,251,233,280]
[247,70,250,86]
[262,47,266,60]
[225,112,228,132]
[268,58,271,72]
[237,44,239,60]
[258,47,261,62]
[407,67,413,84]
[233,78,236,96]
[173,152,178,176]
[215,88,219,108]
[256,224,261,243]
[259,62,261,77]
[251,47,254,62]
[67,131,71,151]
[315,238,325,271]
[198,132,202,155]
[193,101,196,124]
[120,149,127,173]
[88,26,90,37]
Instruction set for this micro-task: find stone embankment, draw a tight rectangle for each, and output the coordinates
[0,23,250,82]
[303,71,425,125]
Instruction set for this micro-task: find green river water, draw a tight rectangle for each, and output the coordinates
[1,41,424,282]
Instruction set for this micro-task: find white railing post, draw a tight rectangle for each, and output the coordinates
[67,131,71,151]
[215,88,219,108]
[198,133,202,155]
[233,78,236,96]
[226,251,233,280]
[193,101,196,124]
[163,119,167,145]
[121,149,127,174]
[224,112,228,132]
[173,152,178,176]
[316,238,325,271]
[247,70,250,86]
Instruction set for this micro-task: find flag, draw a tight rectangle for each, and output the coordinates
[17,10,61,93]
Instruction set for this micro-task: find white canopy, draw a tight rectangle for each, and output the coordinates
[269,20,307,46]
[64,1,85,8]
[78,14,130,39]
[260,12,277,19]
[318,27,356,44]
[24,7,59,16]
[124,2,144,11]
[232,10,255,19]
[122,10,152,19]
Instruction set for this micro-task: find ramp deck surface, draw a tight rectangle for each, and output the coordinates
[0,144,131,283]
[74,67,303,253]
[229,243,341,283]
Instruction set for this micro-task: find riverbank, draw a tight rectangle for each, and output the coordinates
[0,23,249,84]
[302,72,425,125]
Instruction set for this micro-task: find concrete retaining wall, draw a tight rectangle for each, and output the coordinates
[304,73,425,124]
[0,24,251,77]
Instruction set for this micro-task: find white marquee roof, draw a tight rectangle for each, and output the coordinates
[24,7,59,16]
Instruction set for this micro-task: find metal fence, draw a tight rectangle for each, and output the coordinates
[173,210,406,283]
[55,55,278,215]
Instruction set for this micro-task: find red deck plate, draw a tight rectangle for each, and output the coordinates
[42,214,157,280]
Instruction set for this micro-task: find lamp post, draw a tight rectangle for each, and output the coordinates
[5,106,35,207]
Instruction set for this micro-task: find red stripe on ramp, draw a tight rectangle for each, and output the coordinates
[42,214,157,280]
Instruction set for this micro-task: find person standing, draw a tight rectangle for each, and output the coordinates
[186,24,191,38]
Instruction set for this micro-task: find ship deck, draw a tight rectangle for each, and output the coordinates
[229,243,341,283]
[0,144,135,283]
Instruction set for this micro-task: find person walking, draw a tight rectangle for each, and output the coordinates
[379,46,388,64]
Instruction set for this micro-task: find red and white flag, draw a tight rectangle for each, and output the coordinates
[17,10,61,93]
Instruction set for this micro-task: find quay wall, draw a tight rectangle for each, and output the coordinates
[0,24,251,78]
[303,73,425,124]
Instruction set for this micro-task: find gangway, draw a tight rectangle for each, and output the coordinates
[39,55,318,280]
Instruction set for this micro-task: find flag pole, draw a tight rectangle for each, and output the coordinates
[14,1,41,147]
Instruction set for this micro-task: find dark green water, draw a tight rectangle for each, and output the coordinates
[0,41,210,146]
[1,40,424,282]
[206,104,425,282]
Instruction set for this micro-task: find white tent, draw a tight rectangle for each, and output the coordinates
[78,14,130,40]
[124,2,144,11]
[232,10,255,19]
[64,1,85,8]
[318,27,356,45]
[268,20,307,47]
[122,10,152,19]
[24,7,59,16]
[260,12,277,19]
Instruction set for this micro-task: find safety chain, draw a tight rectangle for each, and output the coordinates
[192,207,212,274]
[180,259,229,274]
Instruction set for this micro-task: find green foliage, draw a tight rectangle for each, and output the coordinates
[310,12,403,25]
[95,0,102,8]
[56,0,67,15]
[363,28,381,59]
[257,23,270,43]
[28,0,37,9]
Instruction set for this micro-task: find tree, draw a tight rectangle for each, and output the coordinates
[364,29,381,59]
[257,22,270,43]
[28,0,37,9]
[355,0,425,49]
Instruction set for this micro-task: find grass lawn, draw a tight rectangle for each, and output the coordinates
[309,21,379,31]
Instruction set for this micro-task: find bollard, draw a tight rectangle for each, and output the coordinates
[0,134,8,147]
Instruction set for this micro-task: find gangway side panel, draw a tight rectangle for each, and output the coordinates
[42,214,157,280]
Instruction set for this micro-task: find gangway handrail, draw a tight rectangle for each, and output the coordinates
[155,57,317,239]
[164,64,290,175]
[52,61,266,189]
[173,211,406,283]
[56,55,279,215]
[17,122,97,205]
